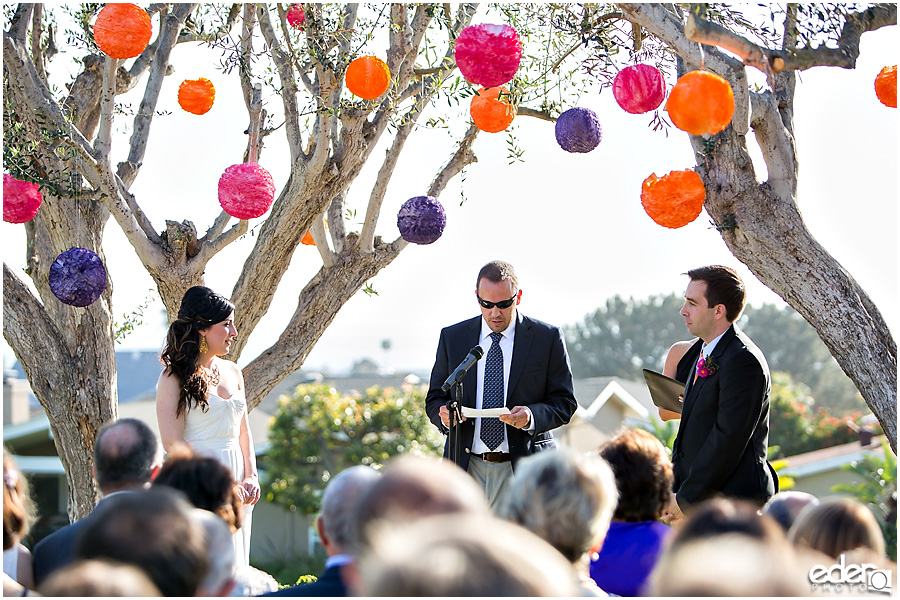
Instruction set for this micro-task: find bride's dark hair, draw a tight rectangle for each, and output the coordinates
[160,286,234,417]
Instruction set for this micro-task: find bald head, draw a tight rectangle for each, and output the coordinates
[93,418,162,493]
[762,491,820,533]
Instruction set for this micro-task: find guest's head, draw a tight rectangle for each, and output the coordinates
[37,559,162,596]
[3,449,35,550]
[762,490,820,533]
[152,444,242,532]
[788,497,886,559]
[74,487,208,597]
[599,427,672,522]
[93,418,162,495]
[501,448,618,565]
[669,497,786,552]
[161,285,235,416]
[353,455,489,551]
[649,533,807,596]
[318,465,380,556]
[193,508,236,596]
[357,513,580,596]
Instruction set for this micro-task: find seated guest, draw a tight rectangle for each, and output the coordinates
[501,448,618,596]
[264,465,380,597]
[352,455,490,551]
[38,559,161,596]
[73,487,209,597]
[3,449,36,592]
[762,491,819,533]
[357,514,580,596]
[788,497,886,560]
[648,533,807,596]
[32,418,162,586]
[668,497,787,552]
[152,445,243,534]
[590,427,674,596]
[193,509,237,597]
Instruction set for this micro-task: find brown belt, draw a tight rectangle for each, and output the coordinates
[473,452,510,463]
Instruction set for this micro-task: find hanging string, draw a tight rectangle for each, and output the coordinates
[699,41,705,72]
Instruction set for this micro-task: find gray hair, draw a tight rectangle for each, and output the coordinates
[501,448,618,563]
[193,509,234,595]
[321,465,381,550]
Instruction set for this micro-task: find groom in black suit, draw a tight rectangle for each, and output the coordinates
[426,260,578,509]
[671,265,776,515]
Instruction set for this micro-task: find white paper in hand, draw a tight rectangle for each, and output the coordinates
[462,407,511,418]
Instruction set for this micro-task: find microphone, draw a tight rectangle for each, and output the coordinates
[442,346,485,392]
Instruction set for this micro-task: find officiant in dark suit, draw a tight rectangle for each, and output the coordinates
[425,260,578,510]
[670,265,777,516]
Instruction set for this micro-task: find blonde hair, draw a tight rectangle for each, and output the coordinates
[788,497,886,559]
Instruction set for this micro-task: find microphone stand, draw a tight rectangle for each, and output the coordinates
[446,382,464,467]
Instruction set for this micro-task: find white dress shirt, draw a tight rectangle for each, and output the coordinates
[471,314,516,453]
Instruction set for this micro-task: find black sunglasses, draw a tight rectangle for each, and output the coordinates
[477,294,517,309]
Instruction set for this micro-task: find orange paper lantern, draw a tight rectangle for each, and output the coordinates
[345,56,391,100]
[875,65,897,108]
[641,170,706,229]
[666,71,734,135]
[301,231,314,245]
[470,86,516,133]
[93,3,152,59]
[178,78,216,115]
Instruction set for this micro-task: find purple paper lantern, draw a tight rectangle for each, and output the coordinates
[613,64,666,114]
[49,248,107,307]
[397,196,446,245]
[218,163,276,220]
[555,107,602,153]
[3,174,42,224]
[454,23,522,88]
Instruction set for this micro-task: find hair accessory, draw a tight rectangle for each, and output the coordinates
[4,469,18,490]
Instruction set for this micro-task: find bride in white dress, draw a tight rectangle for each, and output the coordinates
[156,286,260,568]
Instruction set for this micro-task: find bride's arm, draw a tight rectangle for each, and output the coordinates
[236,367,260,505]
[156,370,188,452]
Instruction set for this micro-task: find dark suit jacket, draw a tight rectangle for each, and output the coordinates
[425,313,578,473]
[261,565,347,597]
[672,325,776,509]
[32,494,116,586]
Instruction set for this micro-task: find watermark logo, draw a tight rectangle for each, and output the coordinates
[809,554,892,595]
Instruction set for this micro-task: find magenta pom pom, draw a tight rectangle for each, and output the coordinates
[398,196,446,245]
[3,174,42,224]
[454,23,522,88]
[555,107,602,153]
[218,163,276,220]
[49,248,107,307]
[613,64,666,114]
[287,4,305,29]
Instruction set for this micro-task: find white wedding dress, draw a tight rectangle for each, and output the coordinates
[184,389,253,568]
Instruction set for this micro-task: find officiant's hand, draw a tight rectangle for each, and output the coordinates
[439,404,466,427]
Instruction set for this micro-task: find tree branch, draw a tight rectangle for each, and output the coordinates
[94,57,117,161]
[749,91,797,201]
[8,3,32,41]
[257,6,305,162]
[517,106,556,122]
[685,3,897,73]
[3,263,67,370]
[30,4,46,83]
[310,209,335,268]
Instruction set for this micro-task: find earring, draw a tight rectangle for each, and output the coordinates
[199,336,208,354]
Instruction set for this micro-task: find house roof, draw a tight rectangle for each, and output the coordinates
[574,377,653,422]
[780,436,886,478]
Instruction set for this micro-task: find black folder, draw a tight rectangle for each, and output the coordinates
[642,369,686,414]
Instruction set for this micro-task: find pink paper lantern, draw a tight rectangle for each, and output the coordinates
[613,64,666,114]
[454,23,522,88]
[287,4,305,29]
[218,163,275,220]
[3,175,42,224]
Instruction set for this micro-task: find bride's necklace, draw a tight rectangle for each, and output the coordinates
[203,362,221,386]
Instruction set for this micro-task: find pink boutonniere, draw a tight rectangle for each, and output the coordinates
[697,355,719,378]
